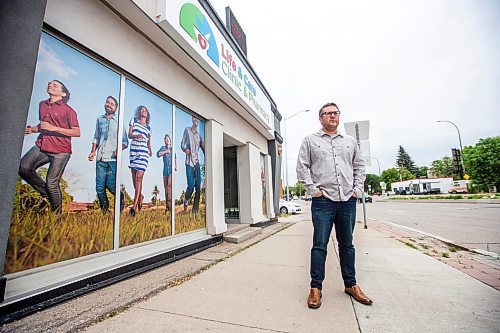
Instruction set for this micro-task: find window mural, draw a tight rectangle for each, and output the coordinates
[119,80,173,246]
[261,153,267,215]
[5,32,120,273]
[5,32,209,274]
[173,107,206,234]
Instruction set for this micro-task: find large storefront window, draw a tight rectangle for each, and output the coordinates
[173,107,206,234]
[5,32,210,275]
[5,32,121,273]
[119,80,173,246]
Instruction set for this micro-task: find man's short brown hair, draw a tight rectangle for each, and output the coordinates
[319,102,339,116]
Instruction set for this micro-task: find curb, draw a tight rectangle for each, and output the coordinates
[372,219,499,258]
[367,218,500,291]
[378,199,500,204]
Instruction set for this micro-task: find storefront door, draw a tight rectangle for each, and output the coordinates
[223,146,239,223]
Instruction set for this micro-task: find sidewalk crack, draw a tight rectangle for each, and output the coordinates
[137,307,291,332]
[332,236,363,333]
[193,258,218,262]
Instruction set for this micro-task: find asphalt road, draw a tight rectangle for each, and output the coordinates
[359,200,500,255]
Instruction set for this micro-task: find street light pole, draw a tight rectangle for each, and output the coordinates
[437,120,466,174]
[371,157,381,176]
[284,109,310,201]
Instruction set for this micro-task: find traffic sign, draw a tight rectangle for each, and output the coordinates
[344,121,370,140]
[344,121,371,165]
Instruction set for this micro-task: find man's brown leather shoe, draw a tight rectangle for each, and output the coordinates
[344,285,373,305]
[307,288,322,309]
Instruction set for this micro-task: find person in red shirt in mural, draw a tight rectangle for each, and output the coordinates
[19,80,80,213]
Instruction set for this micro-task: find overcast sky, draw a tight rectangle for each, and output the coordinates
[209,0,499,184]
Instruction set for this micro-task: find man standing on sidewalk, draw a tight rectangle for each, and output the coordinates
[296,102,373,308]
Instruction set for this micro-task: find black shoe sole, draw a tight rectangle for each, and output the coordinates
[308,303,321,309]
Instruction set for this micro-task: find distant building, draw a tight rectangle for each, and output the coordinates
[391,177,454,194]
[67,202,94,212]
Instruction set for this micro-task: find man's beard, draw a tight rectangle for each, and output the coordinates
[324,122,338,132]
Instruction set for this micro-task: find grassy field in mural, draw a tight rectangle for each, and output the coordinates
[5,204,204,274]
[6,208,174,274]
[174,204,206,235]
[119,208,171,247]
[5,210,114,274]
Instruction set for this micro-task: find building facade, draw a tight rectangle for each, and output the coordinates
[0,0,282,319]
[390,178,454,195]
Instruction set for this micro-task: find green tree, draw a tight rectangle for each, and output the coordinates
[462,136,500,191]
[415,166,429,178]
[175,190,185,206]
[381,168,400,189]
[396,145,418,175]
[121,184,133,207]
[293,181,306,196]
[13,176,41,213]
[14,167,73,214]
[431,156,454,178]
[364,174,381,194]
[399,168,415,181]
[381,167,415,189]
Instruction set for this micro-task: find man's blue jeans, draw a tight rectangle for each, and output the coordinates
[96,160,117,211]
[310,196,357,289]
[185,162,201,212]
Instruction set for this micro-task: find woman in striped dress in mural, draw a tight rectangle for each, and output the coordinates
[128,105,152,217]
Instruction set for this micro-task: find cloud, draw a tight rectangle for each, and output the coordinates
[35,39,78,79]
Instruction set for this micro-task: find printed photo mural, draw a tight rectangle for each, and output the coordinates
[119,80,174,246]
[5,32,121,273]
[261,154,267,215]
[5,32,209,274]
[173,107,206,234]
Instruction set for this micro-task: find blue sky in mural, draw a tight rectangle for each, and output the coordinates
[23,32,121,202]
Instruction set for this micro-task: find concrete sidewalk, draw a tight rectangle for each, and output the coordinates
[81,214,499,332]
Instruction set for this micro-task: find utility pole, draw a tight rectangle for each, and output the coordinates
[437,120,466,177]
[283,109,310,200]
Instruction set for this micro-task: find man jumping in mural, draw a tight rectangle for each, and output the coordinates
[181,116,205,213]
[88,96,128,212]
[19,80,80,213]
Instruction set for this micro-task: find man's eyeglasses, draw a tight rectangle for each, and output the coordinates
[321,111,341,117]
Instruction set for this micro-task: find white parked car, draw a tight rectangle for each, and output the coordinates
[279,200,302,215]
